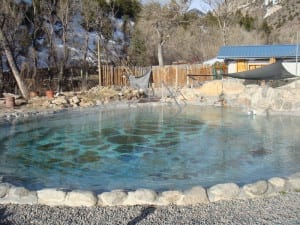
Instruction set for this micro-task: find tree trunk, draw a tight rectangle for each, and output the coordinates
[156,28,165,66]
[57,63,64,93]
[222,26,227,46]
[217,18,228,46]
[157,42,164,66]
[0,55,3,95]
[0,28,29,99]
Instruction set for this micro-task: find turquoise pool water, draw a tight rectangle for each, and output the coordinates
[0,105,300,192]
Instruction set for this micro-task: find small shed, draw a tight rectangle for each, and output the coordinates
[217,44,298,74]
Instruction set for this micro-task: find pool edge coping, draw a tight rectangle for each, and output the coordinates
[0,172,299,207]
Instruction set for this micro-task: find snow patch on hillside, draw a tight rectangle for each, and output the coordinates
[3,7,128,71]
[264,4,282,18]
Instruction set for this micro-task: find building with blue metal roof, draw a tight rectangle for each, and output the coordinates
[218,44,297,60]
[217,44,298,74]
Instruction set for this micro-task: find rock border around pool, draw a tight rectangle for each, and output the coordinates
[0,172,299,207]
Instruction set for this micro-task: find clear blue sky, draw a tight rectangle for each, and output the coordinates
[190,0,210,11]
[190,0,202,9]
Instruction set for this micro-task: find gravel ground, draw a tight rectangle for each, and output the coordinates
[1,192,299,225]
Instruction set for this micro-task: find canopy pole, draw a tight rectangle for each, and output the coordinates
[296,32,299,76]
[98,38,102,86]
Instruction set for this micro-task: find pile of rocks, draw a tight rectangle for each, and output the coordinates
[86,86,145,102]
[26,86,146,110]
[0,172,299,207]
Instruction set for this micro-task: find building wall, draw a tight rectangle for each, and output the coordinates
[227,60,271,73]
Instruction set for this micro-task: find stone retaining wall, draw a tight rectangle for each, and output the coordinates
[178,79,300,115]
[0,172,299,207]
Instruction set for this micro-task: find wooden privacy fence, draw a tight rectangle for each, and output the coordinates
[98,65,149,87]
[151,64,213,88]
[87,64,214,88]
[1,64,217,95]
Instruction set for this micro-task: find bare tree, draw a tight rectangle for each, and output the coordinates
[29,0,44,80]
[81,0,115,63]
[0,54,3,94]
[37,0,73,92]
[38,0,60,88]
[56,0,72,92]
[203,0,236,45]
[0,0,29,99]
[136,0,191,66]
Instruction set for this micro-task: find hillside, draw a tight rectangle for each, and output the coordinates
[232,0,300,44]
[266,0,300,43]
[0,0,299,73]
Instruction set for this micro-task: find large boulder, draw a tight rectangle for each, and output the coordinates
[51,96,69,106]
[157,190,183,205]
[37,188,67,206]
[69,96,81,106]
[286,172,300,191]
[0,183,11,198]
[65,190,97,207]
[98,190,128,206]
[178,186,209,205]
[198,80,223,96]
[123,189,157,205]
[240,180,268,198]
[0,186,37,204]
[268,177,287,193]
[207,183,240,202]
[236,93,252,107]
[222,80,245,95]
[180,88,199,102]
[196,80,245,105]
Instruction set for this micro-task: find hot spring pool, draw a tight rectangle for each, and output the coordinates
[0,105,300,192]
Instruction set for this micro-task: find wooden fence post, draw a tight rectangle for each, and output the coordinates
[175,65,178,88]
[98,39,102,86]
[186,65,189,87]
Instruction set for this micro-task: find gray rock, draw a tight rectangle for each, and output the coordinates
[70,96,80,104]
[249,90,262,107]
[207,183,240,202]
[0,186,37,204]
[257,98,272,109]
[65,190,97,207]
[0,183,12,198]
[178,186,209,205]
[37,188,67,206]
[236,94,251,107]
[286,172,300,191]
[282,102,293,110]
[245,84,260,95]
[268,177,287,193]
[124,189,157,205]
[98,190,127,206]
[273,98,284,110]
[51,96,69,106]
[294,101,300,110]
[157,190,183,205]
[241,180,268,198]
